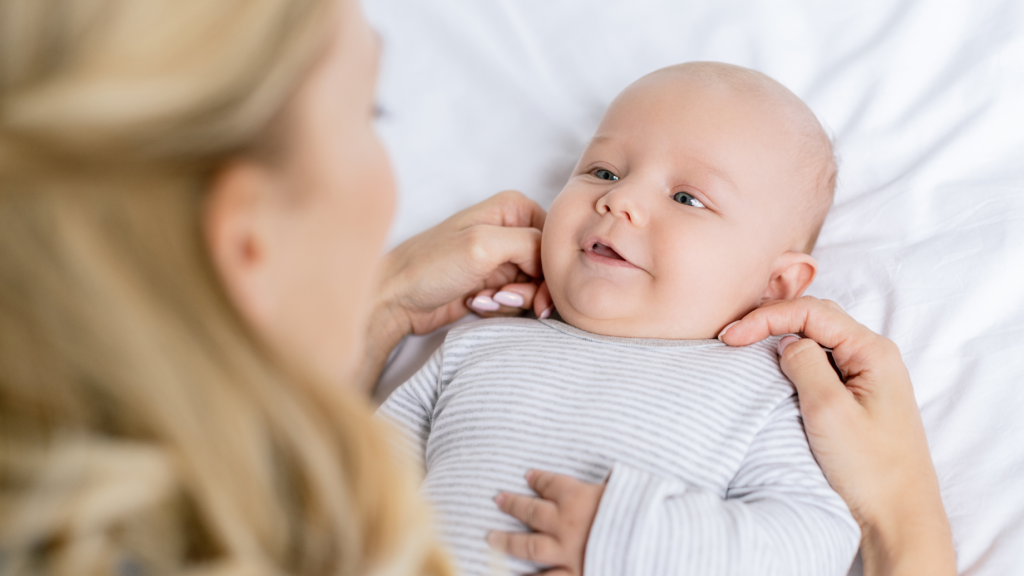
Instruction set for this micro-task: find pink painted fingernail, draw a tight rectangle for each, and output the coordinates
[538,306,553,320]
[717,321,740,341]
[493,291,524,308]
[470,295,500,312]
[777,335,800,356]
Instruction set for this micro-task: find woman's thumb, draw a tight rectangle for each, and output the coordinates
[778,336,849,417]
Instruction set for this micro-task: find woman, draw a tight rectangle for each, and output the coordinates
[1,0,456,573]
[0,0,954,575]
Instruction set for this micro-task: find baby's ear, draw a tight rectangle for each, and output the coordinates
[760,252,818,303]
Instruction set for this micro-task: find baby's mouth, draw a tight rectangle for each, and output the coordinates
[582,236,643,271]
[590,242,625,261]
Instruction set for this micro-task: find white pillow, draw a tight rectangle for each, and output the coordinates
[366,0,1024,573]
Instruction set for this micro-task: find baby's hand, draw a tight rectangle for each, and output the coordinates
[487,469,605,575]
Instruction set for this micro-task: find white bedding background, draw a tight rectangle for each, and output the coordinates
[364,0,1024,573]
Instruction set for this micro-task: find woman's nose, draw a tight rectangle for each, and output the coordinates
[596,184,650,227]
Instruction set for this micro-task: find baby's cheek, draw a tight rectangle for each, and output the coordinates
[650,249,738,327]
[539,204,583,288]
[539,234,568,295]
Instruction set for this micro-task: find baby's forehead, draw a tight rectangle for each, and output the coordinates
[608,64,830,185]
[616,64,813,134]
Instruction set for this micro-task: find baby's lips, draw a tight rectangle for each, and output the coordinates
[581,234,642,269]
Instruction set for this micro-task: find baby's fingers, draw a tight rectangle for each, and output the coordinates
[495,492,559,533]
[527,469,581,503]
[487,530,562,565]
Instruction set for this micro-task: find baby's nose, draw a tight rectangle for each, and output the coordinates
[598,185,650,227]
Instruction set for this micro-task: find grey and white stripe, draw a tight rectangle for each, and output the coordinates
[378,317,859,576]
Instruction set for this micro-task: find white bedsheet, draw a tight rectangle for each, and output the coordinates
[364,0,1024,573]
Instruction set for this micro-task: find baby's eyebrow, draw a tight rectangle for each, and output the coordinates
[704,165,737,191]
[689,158,738,195]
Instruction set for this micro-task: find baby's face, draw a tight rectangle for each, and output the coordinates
[542,69,820,339]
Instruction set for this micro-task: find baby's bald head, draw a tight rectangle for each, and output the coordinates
[626,62,835,253]
[542,60,836,339]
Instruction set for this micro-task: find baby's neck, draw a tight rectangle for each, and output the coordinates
[542,313,723,343]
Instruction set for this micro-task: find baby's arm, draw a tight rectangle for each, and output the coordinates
[491,397,860,576]
[376,347,445,473]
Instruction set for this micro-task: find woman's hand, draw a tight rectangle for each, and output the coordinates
[358,190,549,392]
[718,297,956,576]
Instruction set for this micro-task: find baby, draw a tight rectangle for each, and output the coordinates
[379,62,858,575]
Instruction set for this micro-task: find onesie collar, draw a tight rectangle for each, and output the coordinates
[539,318,724,349]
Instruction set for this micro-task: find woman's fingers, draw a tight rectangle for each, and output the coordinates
[777,336,854,423]
[452,191,546,280]
[461,189,546,231]
[495,491,560,533]
[377,191,546,334]
[534,281,553,319]
[468,284,540,317]
[719,297,891,379]
[468,281,551,319]
[719,297,862,349]
[486,530,561,564]
[492,286,529,308]
[364,191,548,390]
[461,224,543,279]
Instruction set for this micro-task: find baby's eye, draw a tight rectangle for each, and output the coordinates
[593,169,619,181]
[672,191,705,208]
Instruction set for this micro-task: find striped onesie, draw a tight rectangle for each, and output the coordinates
[378,317,859,575]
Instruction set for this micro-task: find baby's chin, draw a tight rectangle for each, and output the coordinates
[554,290,716,340]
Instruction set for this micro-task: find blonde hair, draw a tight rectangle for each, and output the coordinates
[0,1,450,575]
